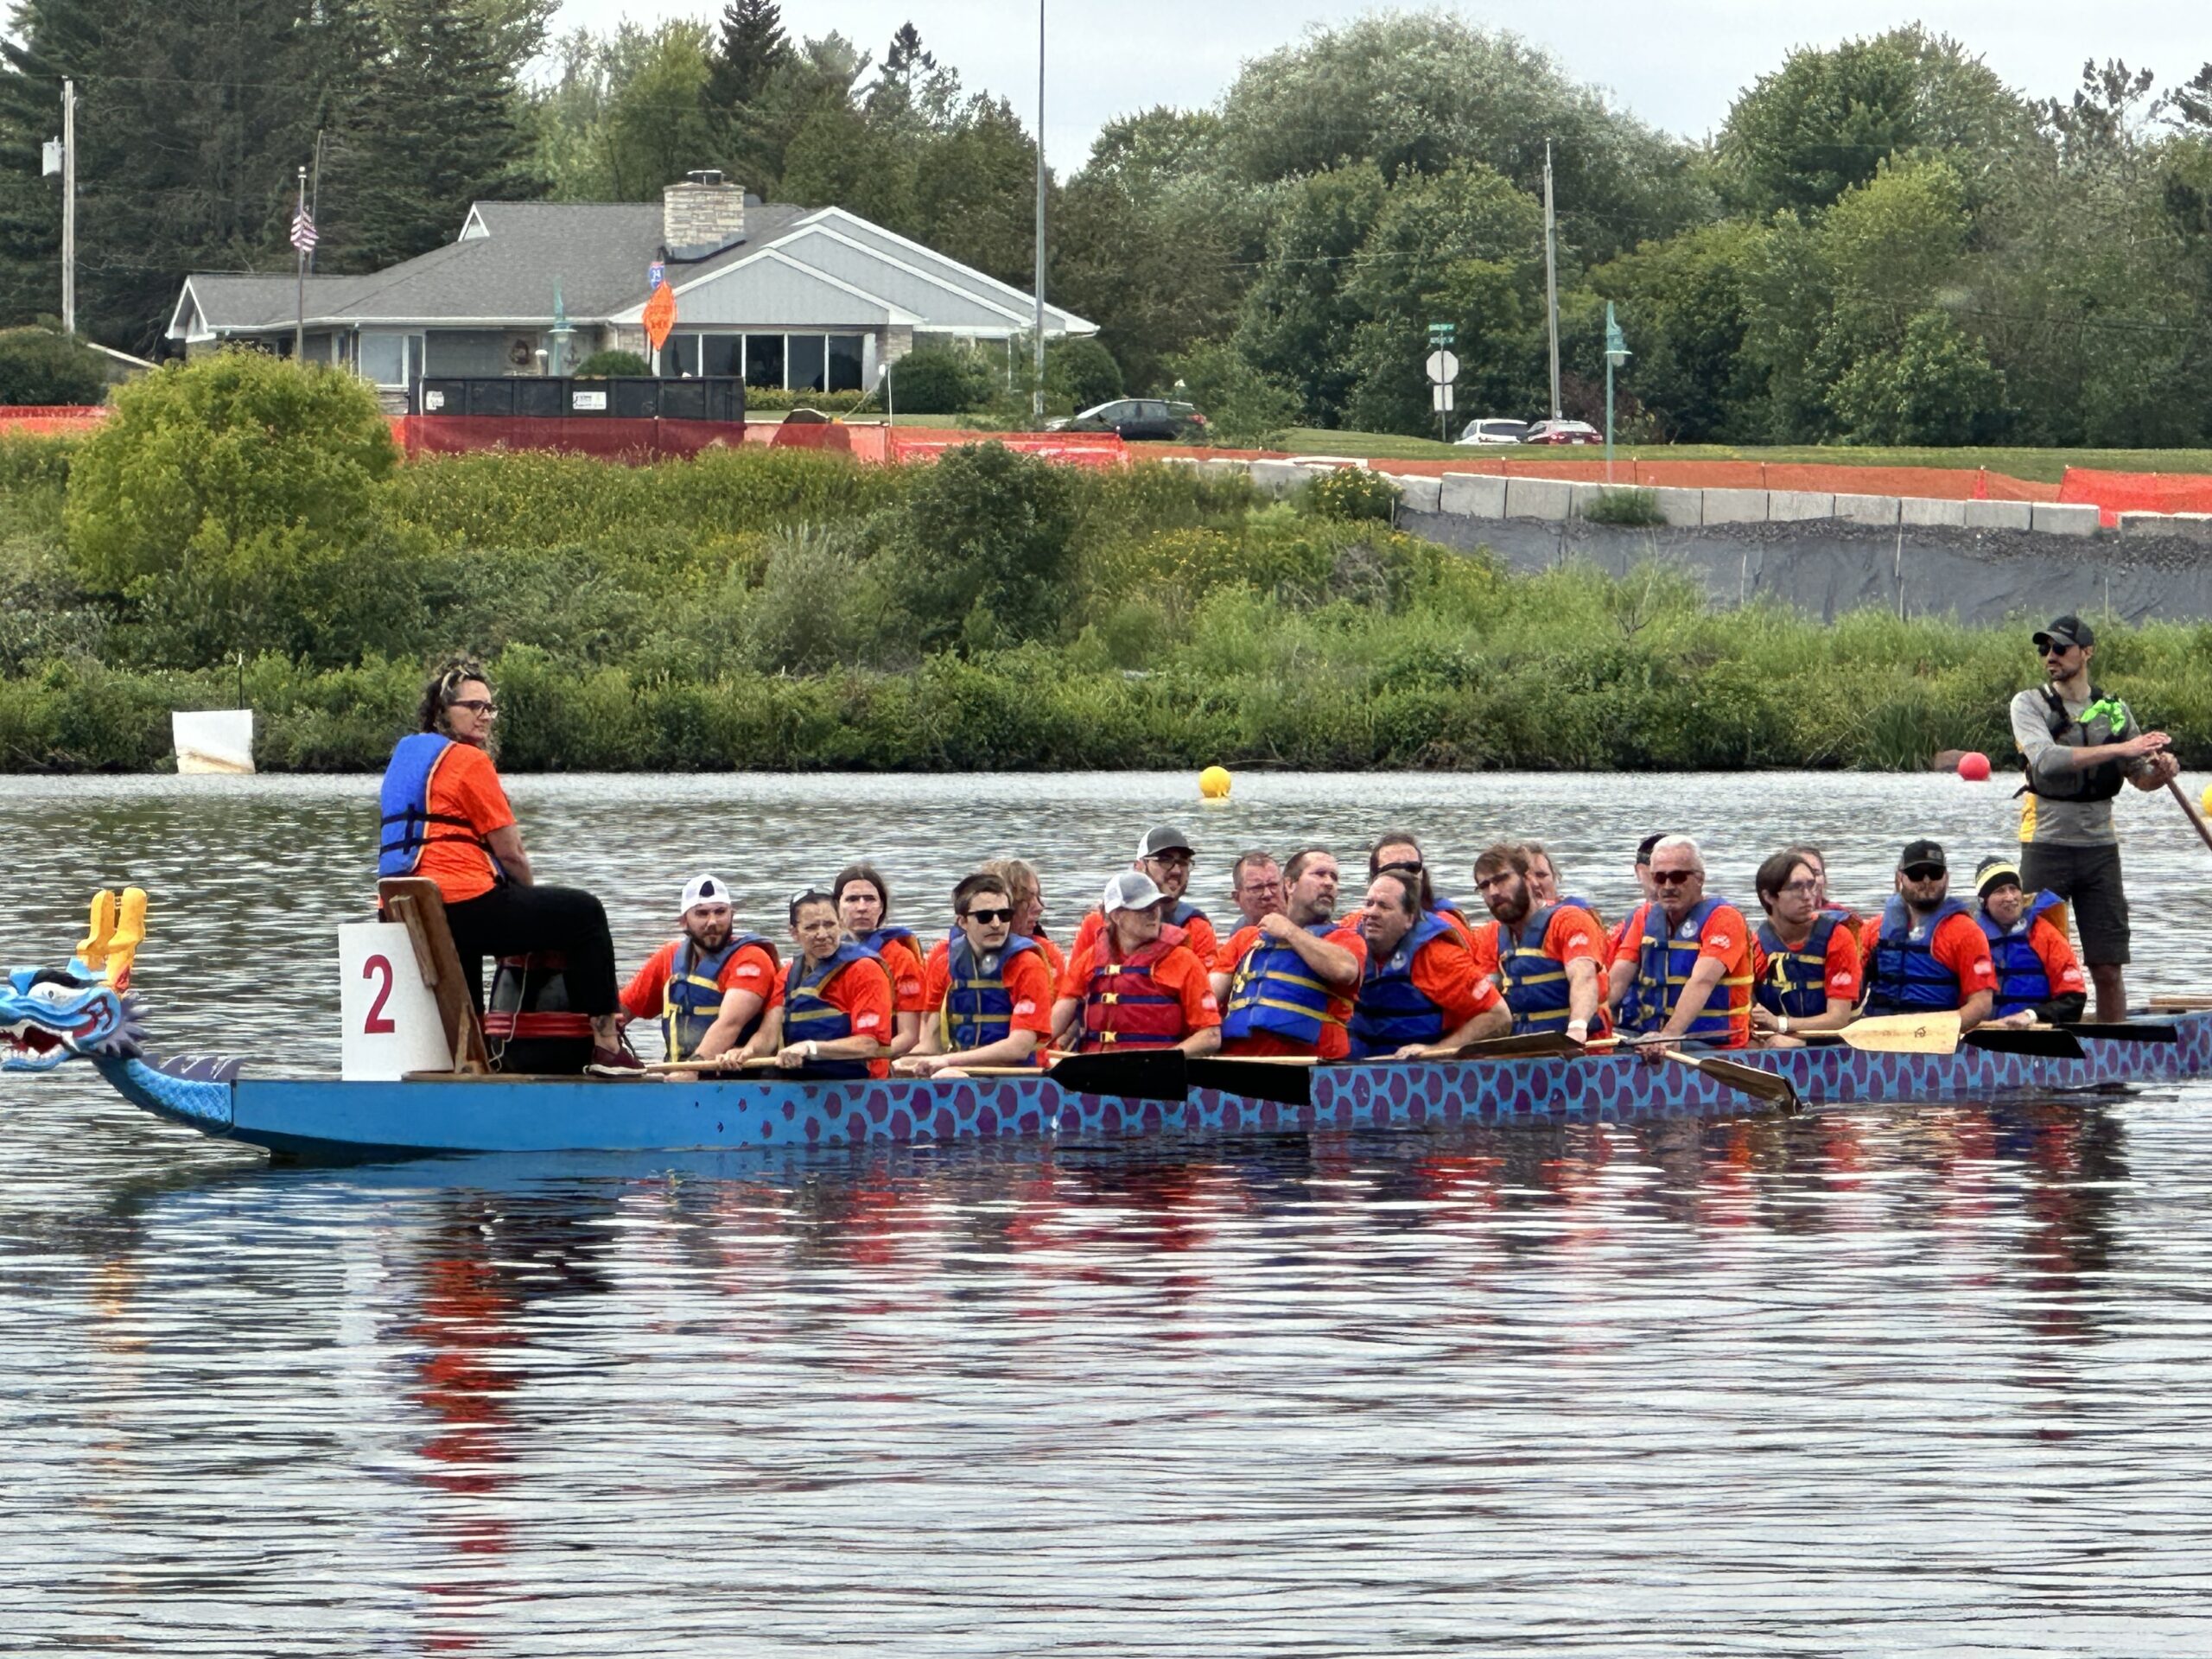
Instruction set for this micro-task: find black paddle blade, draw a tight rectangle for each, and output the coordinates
[1048,1048,1188,1103]
[1186,1057,1313,1107]
[2059,1021,2179,1045]
[1965,1027,2087,1059]
[1693,1053,1800,1111]
[1452,1032,1585,1060]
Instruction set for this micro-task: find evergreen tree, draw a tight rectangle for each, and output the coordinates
[324,0,546,270]
[705,0,789,135]
[0,0,336,352]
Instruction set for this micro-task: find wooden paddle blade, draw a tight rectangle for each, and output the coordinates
[2058,1021,2179,1044]
[1965,1027,2086,1059]
[1187,1056,1313,1107]
[1452,1032,1585,1060]
[1662,1047,1799,1109]
[1048,1049,1188,1103]
[1837,1013,1962,1054]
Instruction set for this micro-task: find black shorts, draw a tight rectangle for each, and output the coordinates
[2018,842,2128,965]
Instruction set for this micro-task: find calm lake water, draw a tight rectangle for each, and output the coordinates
[4,770,2212,1655]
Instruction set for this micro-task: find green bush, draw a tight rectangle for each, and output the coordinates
[1046,337,1124,410]
[64,352,396,598]
[1300,467,1402,522]
[884,343,995,414]
[572,350,651,378]
[1580,487,1667,527]
[0,327,107,406]
[742,388,874,413]
[1166,341,1300,448]
[885,442,1080,650]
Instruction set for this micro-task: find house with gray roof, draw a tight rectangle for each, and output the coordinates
[165,170,1095,406]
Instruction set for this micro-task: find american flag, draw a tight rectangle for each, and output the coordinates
[289,205,317,255]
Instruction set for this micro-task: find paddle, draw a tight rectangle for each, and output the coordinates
[1827,1012,1963,1054]
[2056,1021,2177,1045]
[1046,1048,1189,1103]
[1187,1055,1313,1107]
[1965,1026,2086,1058]
[645,1054,782,1075]
[1661,1047,1799,1109]
[2168,779,2212,856]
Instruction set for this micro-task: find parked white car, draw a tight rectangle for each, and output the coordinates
[1457,417,1531,446]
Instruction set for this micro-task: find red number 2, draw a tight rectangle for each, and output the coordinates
[363,955,397,1034]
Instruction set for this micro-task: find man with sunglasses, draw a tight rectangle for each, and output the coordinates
[1069,826,1220,972]
[899,874,1056,1077]
[1605,836,1754,1049]
[2010,614,2179,1021]
[1857,840,1996,1027]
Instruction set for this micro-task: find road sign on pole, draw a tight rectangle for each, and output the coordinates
[1431,384,1455,411]
[647,261,665,290]
[1425,349,1459,384]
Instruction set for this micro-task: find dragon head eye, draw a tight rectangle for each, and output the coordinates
[27,981,80,1009]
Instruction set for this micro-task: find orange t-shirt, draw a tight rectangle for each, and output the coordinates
[870,933,928,1014]
[1073,905,1220,976]
[1751,922,1864,1008]
[921,938,1057,1040]
[1856,913,1999,1001]
[1408,929,1503,1031]
[1435,906,1480,951]
[416,741,514,906]
[1033,931,1066,983]
[1465,917,1500,981]
[618,938,778,1023]
[767,954,895,1077]
[1058,936,1222,1039]
[2026,916,2087,1001]
[1218,923,1368,1060]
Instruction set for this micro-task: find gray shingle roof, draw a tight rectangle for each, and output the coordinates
[171,197,1094,338]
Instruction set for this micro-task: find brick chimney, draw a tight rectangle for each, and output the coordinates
[663,169,746,259]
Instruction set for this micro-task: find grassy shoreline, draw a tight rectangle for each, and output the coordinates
[5,427,2209,777]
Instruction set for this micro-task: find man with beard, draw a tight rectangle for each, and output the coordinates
[1606,835,1755,1050]
[1219,848,1367,1058]
[1348,867,1509,1059]
[618,874,779,1064]
[1471,842,1609,1044]
[899,873,1057,1077]
[1858,839,1996,1029]
[1070,825,1221,969]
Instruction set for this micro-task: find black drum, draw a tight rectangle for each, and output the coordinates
[485,954,594,1075]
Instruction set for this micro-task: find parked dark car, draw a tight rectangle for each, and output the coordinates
[1045,398,1207,441]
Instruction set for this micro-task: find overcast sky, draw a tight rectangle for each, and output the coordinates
[550,2,2205,165]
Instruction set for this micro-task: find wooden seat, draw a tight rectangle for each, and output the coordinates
[377,877,492,1075]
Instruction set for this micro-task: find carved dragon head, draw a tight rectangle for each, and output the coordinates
[2,888,148,1074]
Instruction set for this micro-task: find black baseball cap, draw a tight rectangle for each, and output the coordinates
[1635,833,1665,866]
[1137,825,1195,858]
[1898,838,1947,874]
[2032,614,2094,651]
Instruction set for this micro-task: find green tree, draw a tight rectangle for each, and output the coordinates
[1590,224,1769,441]
[887,442,1078,651]
[1235,165,1389,425]
[325,0,545,269]
[703,0,790,148]
[0,324,105,404]
[1827,310,2006,442]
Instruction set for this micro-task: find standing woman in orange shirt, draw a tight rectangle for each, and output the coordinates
[377,659,634,1071]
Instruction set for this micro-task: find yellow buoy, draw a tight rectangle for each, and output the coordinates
[2202,783,2212,818]
[1199,765,1232,800]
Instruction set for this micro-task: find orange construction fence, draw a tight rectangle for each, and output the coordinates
[2056,467,2212,527]
[383,416,1131,468]
[0,404,109,435]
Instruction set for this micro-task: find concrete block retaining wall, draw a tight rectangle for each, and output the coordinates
[2030,502,2101,537]
[1767,491,1836,522]
[1964,499,2033,531]
[1701,488,1768,524]
[1835,493,1902,526]
[1503,477,1575,521]
[1439,473,1509,517]
[1900,496,1968,527]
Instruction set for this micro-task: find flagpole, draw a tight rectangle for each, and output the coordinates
[294,165,307,361]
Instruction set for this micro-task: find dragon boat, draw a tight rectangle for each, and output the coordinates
[8,885,2211,1165]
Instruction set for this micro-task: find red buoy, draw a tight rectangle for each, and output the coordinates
[1957,751,1992,782]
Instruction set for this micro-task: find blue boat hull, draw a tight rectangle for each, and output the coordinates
[100,1013,2212,1161]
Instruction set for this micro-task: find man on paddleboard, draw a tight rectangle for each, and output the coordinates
[2012,614,2179,1021]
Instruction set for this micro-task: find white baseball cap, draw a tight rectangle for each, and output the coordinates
[680,874,730,913]
[1102,871,1167,914]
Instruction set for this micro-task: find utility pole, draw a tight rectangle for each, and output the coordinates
[294,166,308,360]
[60,79,75,336]
[1542,140,1560,423]
[1032,0,1047,425]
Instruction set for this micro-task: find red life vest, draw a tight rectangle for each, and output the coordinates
[1078,925,1192,1052]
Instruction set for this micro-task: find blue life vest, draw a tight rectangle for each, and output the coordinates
[1630,896,1751,1043]
[661,933,773,1062]
[1348,912,1455,1058]
[1497,903,1577,1035]
[1168,899,1208,931]
[1754,914,1841,1020]
[1222,923,1346,1047]
[781,943,886,1078]
[1978,891,2068,1019]
[1863,895,1975,1015]
[377,734,502,883]
[940,933,1043,1055]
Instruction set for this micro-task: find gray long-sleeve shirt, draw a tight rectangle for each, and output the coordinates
[2009,685,2151,846]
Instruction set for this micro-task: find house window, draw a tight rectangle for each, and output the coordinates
[701,334,742,378]
[359,332,407,388]
[827,334,864,392]
[659,334,701,378]
[788,334,827,393]
[745,334,785,388]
